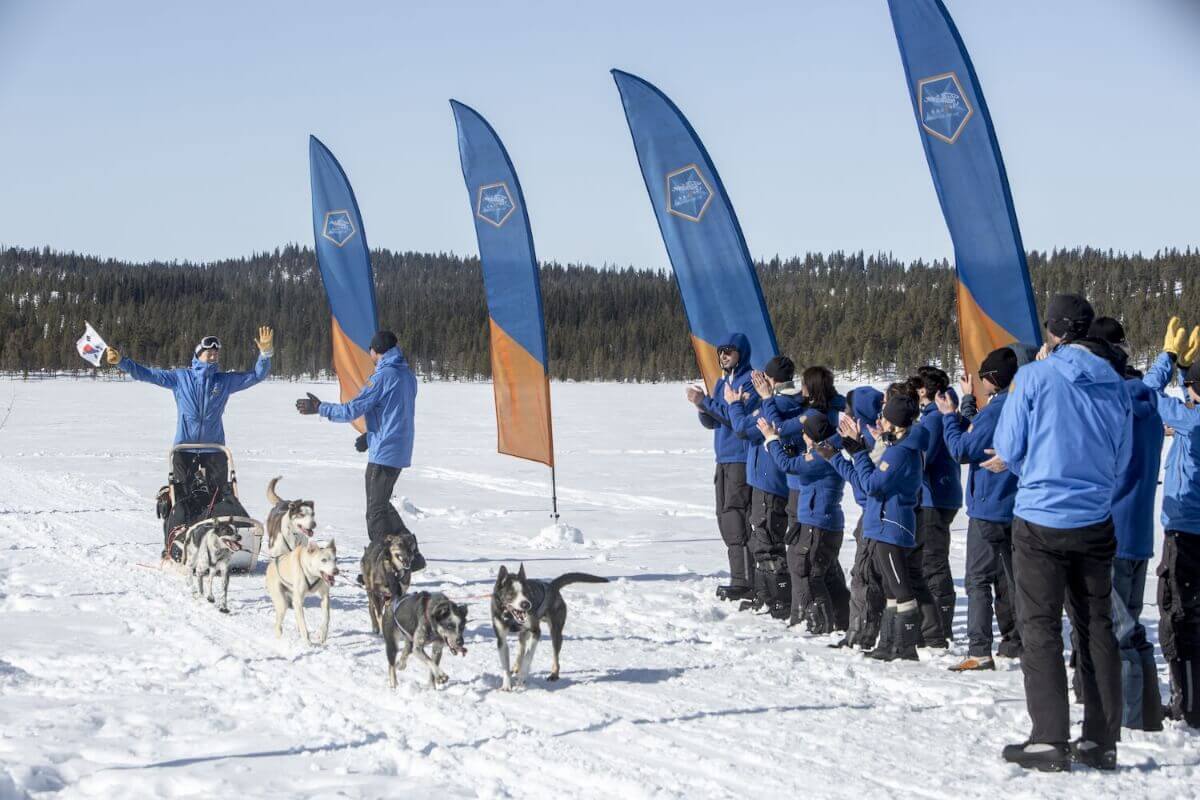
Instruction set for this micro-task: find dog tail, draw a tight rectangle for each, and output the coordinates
[549,573,610,592]
[266,476,283,505]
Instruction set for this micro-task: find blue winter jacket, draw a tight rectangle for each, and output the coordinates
[728,393,788,498]
[826,426,928,548]
[942,391,1017,524]
[319,347,417,469]
[1108,377,1164,559]
[758,387,809,493]
[120,353,271,445]
[844,387,884,508]
[994,344,1132,529]
[765,406,846,531]
[917,400,963,510]
[697,333,755,465]
[1144,352,1200,537]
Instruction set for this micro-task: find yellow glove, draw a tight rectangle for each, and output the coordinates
[1164,317,1186,357]
[1182,326,1200,368]
[255,326,274,356]
[105,347,121,366]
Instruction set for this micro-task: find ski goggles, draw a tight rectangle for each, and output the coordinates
[196,335,222,353]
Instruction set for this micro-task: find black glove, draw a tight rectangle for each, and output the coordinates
[354,433,368,452]
[842,436,866,455]
[295,392,321,415]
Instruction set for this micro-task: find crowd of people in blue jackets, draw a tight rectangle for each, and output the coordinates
[688,293,1200,772]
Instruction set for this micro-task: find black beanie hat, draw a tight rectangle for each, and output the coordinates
[802,412,835,443]
[764,355,795,383]
[882,395,919,428]
[1088,316,1127,346]
[1045,294,1095,340]
[978,347,1018,389]
[370,330,398,354]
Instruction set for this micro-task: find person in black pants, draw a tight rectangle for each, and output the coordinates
[992,294,1131,772]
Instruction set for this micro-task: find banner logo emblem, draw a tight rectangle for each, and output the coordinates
[917,72,973,144]
[665,164,714,222]
[476,182,516,228]
[322,210,357,247]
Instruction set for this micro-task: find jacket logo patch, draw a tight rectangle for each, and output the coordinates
[880,461,890,472]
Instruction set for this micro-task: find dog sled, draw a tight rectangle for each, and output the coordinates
[158,443,263,573]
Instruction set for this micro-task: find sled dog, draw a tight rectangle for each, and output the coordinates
[357,532,418,634]
[266,539,339,644]
[186,518,243,613]
[264,476,316,558]
[491,564,609,690]
[382,591,468,689]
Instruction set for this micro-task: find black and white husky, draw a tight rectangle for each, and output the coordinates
[491,564,608,690]
[382,591,468,689]
[186,518,243,613]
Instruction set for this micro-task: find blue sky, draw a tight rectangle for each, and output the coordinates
[1,0,1197,268]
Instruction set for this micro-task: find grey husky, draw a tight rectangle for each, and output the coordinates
[186,518,243,613]
[382,591,468,689]
[357,532,418,634]
[491,564,609,690]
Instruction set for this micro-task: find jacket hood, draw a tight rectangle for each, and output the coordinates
[375,347,408,370]
[1054,342,1127,386]
[849,387,883,427]
[717,332,752,374]
[191,357,219,376]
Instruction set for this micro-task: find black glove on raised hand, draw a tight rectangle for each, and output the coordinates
[842,436,866,455]
[295,392,321,415]
[354,433,368,452]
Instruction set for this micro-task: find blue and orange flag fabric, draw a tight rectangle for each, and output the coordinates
[451,101,554,468]
[887,0,1042,381]
[612,69,777,391]
[308,135,379,432]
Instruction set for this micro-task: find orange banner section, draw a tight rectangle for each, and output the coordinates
[691,334,721,394]
[489,318,554,467]
[331,316,376,433]
[957,279,1018,407]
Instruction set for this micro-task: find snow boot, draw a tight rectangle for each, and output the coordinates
[937,595,956,642]
[1002,742,1071,772]
[1167,659,1200,727]
[1070,740,1117,771]
[806,598,835,635]
[882,603,921,662]
[868,607,897,660]
[948,656,995,672]
[717,584,753,602]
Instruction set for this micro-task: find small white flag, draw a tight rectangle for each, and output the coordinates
[76,321,109,367]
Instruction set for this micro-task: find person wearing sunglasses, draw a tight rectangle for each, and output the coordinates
[1143,315,1200,732]
[105,327,274,554]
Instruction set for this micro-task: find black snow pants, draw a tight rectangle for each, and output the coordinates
[1159,530,1200,727]
[749,487,790,618]
[365,463,412,544]
[164,451,230,547]
[1013,516,1122,747]
[917,506,958,644]
[785,495,849,633]
[714,462,753,589]
[847,516,885,646]
[867,539,922,604]
[963,518,1018,657]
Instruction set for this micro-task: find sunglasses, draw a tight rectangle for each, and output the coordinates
[198,335,222,351]
[716,346,738,356]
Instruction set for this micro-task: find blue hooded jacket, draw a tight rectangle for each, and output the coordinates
[697,333,755,465]
[765,406,846,531]
[942,391,1017,524]
[994,344,1132,529]
[727,392,788,498]
[844,387,884,508]
[826,425,928,548]
[119,353,271,445]
[1108,377,1164,559]
[1144,353,1200,537]
[319,347,418,469]
[917,399,963,510]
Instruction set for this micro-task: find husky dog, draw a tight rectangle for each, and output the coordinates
[382,591,468,689]
[491,564,609,690]
[264,477,317,558]
[266,539,339,644]
[357,532,418,634]
[186,518,243,613]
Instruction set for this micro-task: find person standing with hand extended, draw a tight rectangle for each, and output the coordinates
[295,330,424,569]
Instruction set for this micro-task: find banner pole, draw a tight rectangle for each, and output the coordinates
[550,464,560,521]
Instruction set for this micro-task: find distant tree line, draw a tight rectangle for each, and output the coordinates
[0,244,1194,381]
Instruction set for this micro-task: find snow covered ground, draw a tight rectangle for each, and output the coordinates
[1,377,1197,799]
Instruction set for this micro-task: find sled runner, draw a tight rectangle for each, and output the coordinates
[159,443,263,572]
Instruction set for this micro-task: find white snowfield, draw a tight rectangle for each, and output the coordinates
[1,378,1197,799]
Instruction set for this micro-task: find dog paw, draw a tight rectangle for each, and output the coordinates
[547,672,560,681]
[219,607,230,615]
[206,597,214,604]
